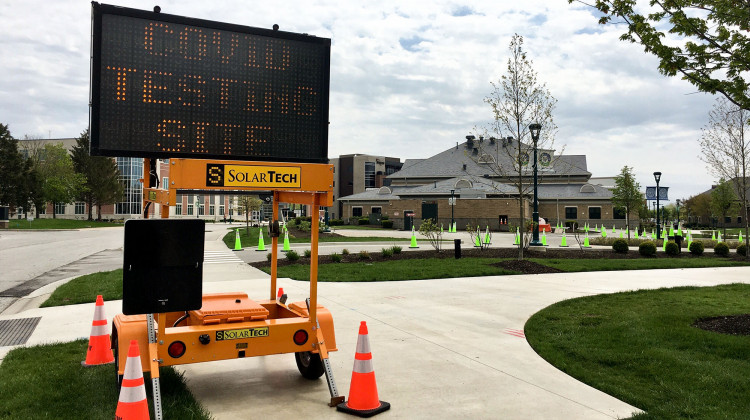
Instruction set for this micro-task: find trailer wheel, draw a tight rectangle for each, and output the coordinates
[295,351,325,379]
[112,331,123,388]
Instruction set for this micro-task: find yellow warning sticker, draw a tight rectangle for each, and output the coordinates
[216,327,269,341]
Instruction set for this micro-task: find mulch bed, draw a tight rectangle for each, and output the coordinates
[693,315,750,336]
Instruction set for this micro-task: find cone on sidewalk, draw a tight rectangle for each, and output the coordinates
[483,226,491,245]
[452,222,457,233]
[559,230,568,247]
[711,230,716,241]
[82,295,114,367]
[583,231,591,248]
[601,228,607,238]
[474,227,481,248]
[282,229,291,252]
[233,229,243,251]
[514,227,520,245]
[541,230,548,246]
[409,227,419,248]
[739,231,744,243]
[717,231,722,242]
[337,321,390,417]
[256,227,266,251]
[115,340,149,420]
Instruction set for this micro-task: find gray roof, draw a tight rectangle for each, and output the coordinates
[387,140,590,181]
[339,177,610,201]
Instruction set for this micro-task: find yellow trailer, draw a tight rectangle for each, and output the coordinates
[111,158,344,410]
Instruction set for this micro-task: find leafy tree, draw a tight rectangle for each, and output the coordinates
[0,124,30,213]
[572,0,750,112]
[237,195,263,234]
[684,193,712,226]
[36,144,85,218]
[699,97,749,258]
[71,129,123,220]
[710,179,737,237]
[611,166,642,238]
[475,33,558,260]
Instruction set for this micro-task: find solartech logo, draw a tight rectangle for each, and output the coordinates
[206,164,301,188]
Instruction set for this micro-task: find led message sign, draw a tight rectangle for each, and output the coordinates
[90,3,330,163]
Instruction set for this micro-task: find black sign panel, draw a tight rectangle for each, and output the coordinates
[90,3,330,163]
[122,219,204,314]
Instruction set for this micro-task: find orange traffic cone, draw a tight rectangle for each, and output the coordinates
[115,340,150,420]
[337,321,390,417]
[82,295,114,366]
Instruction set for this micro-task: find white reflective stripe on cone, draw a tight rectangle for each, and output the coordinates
[89,324,110,337]
[124,356,143,380]
[93,304,106,321]
[353,358,374,374]
[355,335,371,354]
[118,383,148,403]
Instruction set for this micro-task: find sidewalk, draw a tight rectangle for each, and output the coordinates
[2,244,749,418]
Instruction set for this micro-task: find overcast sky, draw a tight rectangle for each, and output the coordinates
[0,0,720,202]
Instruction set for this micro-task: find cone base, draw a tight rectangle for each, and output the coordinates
[337,400,390,418]
[81,359,114,367]
[232,249,243,251]
[558,245,569,248]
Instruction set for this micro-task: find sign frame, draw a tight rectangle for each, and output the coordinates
[89,2,331,163]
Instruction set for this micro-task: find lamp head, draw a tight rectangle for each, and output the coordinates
[653,171,662,183]
[528,123,542,142]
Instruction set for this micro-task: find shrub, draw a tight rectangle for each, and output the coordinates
[689,241,704,255]
[342,248,350,255]
[381,247,393,258]
[381,220,394,229]
[329,218,344,226]
[391,245,402,254]
[665,241,679,256]
[330,253,342,263]
[715,242,729,257]
[304,249,312,258]
[381,214,389,221]
[285,250,300,261]
[737,243,747,256]
[266,252,272,261]
[294,217,302,225]
[612,239,629,254]
[639,241,656,257]
[358,250,371,260]
[358,217,369,225]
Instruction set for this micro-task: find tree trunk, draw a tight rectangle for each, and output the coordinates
[87,197,93,221]
[52,202,57,219]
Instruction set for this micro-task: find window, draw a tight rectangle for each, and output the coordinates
[614,207,626,219]
[209,205,215,216]
[162,177,168,189]
[352,207,363,217]
[738,216,743,224]
[588,207,601,219]
[175,204,182,215]
[199,204,205,216]
[725,216,731,223]
[54,203,66,214]
[37,205,45,214]
[187,204,194,215]
[75,202,85,215]
[219,205,225,216]
[371,207,382,214]
[364,162,375,188]
[565,207,577,219]
[115,157,143,215]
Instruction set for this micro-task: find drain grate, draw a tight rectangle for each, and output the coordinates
[0,317,41,346]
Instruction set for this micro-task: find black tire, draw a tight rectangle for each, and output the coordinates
[295,351,325,379]
[112,330,123,388]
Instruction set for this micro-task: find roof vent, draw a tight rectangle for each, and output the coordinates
[489,137,496,144]
[483,174,490,179]
[472,148,479,155]
[479,136,484,142]
[455,179,473,189]
[580,184,596,193]
[466,135,475,148]
[378,186,392,195]
[462,163,467,170]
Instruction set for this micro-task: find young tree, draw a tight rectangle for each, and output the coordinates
[71,129,123,220]
[699,98,749,257]
[36,144,85,218]
[237,195,263,234]
[477,34,558,260]
[611,166,642,238]
[710,179,737,237]
[572,1,750,112]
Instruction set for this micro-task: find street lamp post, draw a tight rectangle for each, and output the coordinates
[529,123,542,246]
[654,172,662,239]
[676,199,681,226]
[450,189,455,232]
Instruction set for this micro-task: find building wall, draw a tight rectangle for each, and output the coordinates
[537,201,635,228]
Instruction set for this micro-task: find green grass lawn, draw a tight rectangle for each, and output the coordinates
[525,284,750,419]
[269,257,750,282]
[0,340,210,420]
[41,269,123,307]
[268,257,519,281]
[5,218,123,229]
[222,228,406,249]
